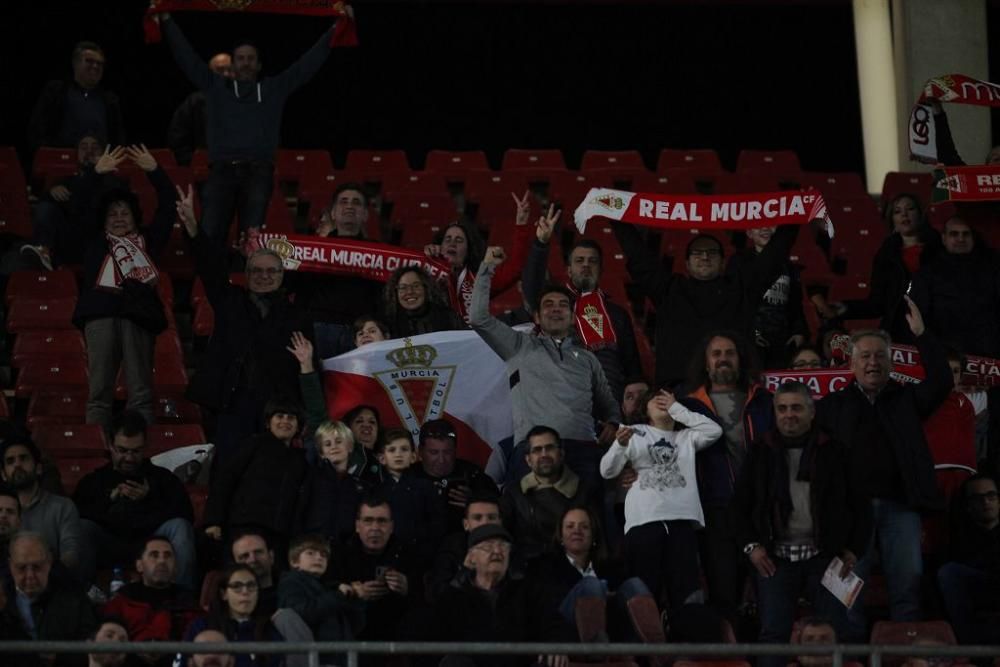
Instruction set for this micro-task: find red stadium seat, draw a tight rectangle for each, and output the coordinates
[146,424,208,456]
[489,285,526,317]
[386,192,457,230]
[580,150,647,184]
[192,300,215,337]
[262,193,295,234]
[464,170,531,204]
[801,171,869,199]
[397,221,445,251]
[15,357,89,398]
[548,171,613,209]
[424,150,491,182]
[736,149,801,174]
[381,171,450,198]
[714,172,786,194]
[881,172,933,211]
[50,450,108,496]
[114,358,189,400]
[6,269,78,305]
[501,148,566,172]
[0,164,32,237]
[148,148,177,170]
[344,150,411,178]
[31,147,77,190]
[631,170,698,194]
[11,330,86,368]
[190,149,210,182]
[26,388,88,428]
[32,423,107,453]
[188,485,209,526]
[7,297,77,332]
[656,148,723,174]
[159,234,195,281]
[275,149,333,190]
[869,621,961,666]
[476,193,539,234]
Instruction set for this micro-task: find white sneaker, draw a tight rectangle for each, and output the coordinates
[20,244,53,271]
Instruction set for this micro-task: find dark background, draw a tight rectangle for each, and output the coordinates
[2,1,997,176]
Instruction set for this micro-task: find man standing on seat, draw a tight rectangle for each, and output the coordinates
[155,10,343,243]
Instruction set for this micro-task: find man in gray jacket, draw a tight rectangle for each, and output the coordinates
[470,246,620,489]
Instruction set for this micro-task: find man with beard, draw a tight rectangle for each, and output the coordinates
[86,618,132,667]
[683,331,774,627]
[499,426,594,563]
[75,410,196,590]
[524,227,642,402]
[230,532,278,615]
[188,629,235,667]
[1,441,82,573]
[103,537,199,650]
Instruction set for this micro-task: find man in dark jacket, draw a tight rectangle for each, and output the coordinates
[177,189,310,464]
[157,11,338,243]
[75,410,196,590]
[4,532,97,662]
[500,426,594,563]
[523,221,642,402]
[731,381,871,661]
[27,41,126,156]
[816,296,951,636]
[612,221,799,387]
[683,330,773,625]
[166,53,233,166]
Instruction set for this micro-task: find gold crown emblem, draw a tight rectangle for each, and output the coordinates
[265,238,295,261]
[386,338,438,368]
[583,304,599,317]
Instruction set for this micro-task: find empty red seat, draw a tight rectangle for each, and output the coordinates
[464,170,530,204]
[16,357,89,398]
[51,450,108,496]
[31,147,77,190]
[11,330,86,368]
[344,150,410,177]
[32,423,107,452]
[397,222,446,252]
[262,193,295,234]
[736,149,801,174]
[386,192,457,230]
[275,149,333,189]
[6,269,78,305]
[631,171,697,194]
[881,172,933,211]
[381,171,450,199]
[7,297,76,332]
[476,193,539,233]
[27,388,89,428]
[114,358,189,400]
[424,150,490,182]
[656,148,723,174]
[146,424,208,456]
[192,300,215,337]
[580,150,646,172]
[158,235,195,280]
[801,171,869,199]
[501,148,566,172]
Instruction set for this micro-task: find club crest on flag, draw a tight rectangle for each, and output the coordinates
[374,338,457,435]
[935,173,967,194]
[264,237,302,270]
[594,193,626,211]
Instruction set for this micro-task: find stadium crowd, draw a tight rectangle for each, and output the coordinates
[1,8,999,667]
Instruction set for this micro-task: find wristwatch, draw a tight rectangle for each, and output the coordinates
[742,542,761,556]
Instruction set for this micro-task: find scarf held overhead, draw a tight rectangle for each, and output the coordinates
[909,74,1000,164]
[144,0,358,47]
[573,188,832,236]
[932,165,1000,202]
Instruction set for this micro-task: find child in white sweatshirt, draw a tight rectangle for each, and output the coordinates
[600,388,722,612]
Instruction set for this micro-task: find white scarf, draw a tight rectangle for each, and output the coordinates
[96,233,159,291]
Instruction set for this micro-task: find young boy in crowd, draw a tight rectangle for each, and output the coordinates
[276,534,364,641]
[376,429,447,567]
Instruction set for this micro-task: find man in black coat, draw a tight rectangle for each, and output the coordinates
[27,41,126,156]
[816,296,951,638]
[613,221,799,388]
[75,410,196,590]
[177,188,311,464]
[731,381,871,659]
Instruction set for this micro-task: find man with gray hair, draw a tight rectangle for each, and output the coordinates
[816,296,952,640]
[731,381,869,665]
[3,531,97,646]
[176,187,311,464]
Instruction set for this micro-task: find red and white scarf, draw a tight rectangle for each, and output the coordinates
[456,267,476,324]
[573,188,832,236]
[567,285,618,350]
[96,233,159,291]
[909,74,1000,163]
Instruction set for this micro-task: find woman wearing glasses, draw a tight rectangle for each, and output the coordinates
[382,266,465,338]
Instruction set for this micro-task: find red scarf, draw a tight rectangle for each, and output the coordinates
[144,0,358,47]
[909,74,1000,163]
[566,285,617,349]
[932,164,1000,202]
[456,267,475,324]
[96,233,159,291]
[573,188,832,236]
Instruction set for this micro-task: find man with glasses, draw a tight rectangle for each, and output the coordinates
[74,410,196,590]
[28,40,126,156]
[612,222,799,388]
[937,474,1000,645]
[1,440,82,574]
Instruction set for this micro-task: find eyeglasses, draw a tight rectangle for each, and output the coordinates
[397,283,424,293]
[226,581,258,593]
[248,267,282,276]
[473,541,511,553]
[110,443,145,458]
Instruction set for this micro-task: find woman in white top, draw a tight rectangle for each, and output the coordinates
[600,388,722,613]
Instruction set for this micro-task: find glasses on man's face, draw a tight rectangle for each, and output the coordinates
[397,283,424,294]
[110,444,145,458]
[226,581,258,593]
[248,267,282,277]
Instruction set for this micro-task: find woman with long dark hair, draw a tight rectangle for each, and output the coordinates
[382,265,465,337]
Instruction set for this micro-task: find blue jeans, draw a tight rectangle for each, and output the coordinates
[80,517,198,591]
[937,561,1000,645]
[201,160,274,244]
[755,554,848,667]
[846,498,923,641]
